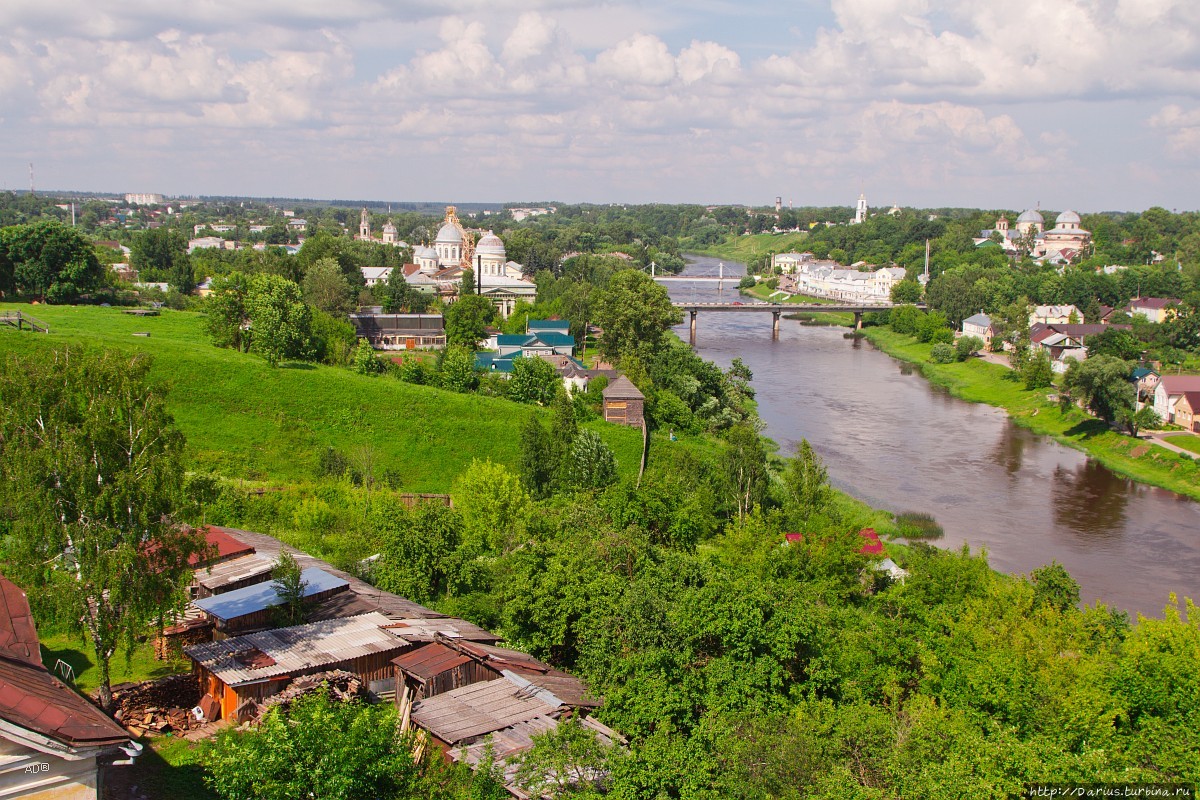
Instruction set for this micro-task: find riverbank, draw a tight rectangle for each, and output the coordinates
[739,283,854,325]
[684,231,809,263]
[862,325,1200,502]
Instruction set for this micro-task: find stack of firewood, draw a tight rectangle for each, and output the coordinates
[256,670,367,717]
[110,675,203,737]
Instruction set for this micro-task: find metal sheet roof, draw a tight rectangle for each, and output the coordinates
[211,527,445,621]
[193,567,347,622]
[411,675,561,744]
[391,642,472,681]
[194,553,274,591]
[185,612,407,687]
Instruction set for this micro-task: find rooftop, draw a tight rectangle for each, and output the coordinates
[193,567,347,622]
[186,612,406,687]
[0,574,130,750]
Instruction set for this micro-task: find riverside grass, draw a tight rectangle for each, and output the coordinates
[862,326,1200,501]
[0,302,648,490]
[687,231,810,263]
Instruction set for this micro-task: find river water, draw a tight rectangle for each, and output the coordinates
[670,256,1200,617]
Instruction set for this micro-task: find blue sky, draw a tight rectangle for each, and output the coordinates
[1,0,1197,212]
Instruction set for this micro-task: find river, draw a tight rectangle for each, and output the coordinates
[670,255,1200,617]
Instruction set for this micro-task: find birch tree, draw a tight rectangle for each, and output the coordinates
[0,347,205,711]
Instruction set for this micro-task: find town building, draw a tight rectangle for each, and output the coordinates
[124,193,163,205]
[350,312,446,350]
[1153,376,1200,423]
[356,208,407,248]
[0,574,136,799]
[961,313,995,349]
[1127,297,1182,324]
[603,376,646,428]
[407,207,536,318]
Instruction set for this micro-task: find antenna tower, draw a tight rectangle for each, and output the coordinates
[28,163,34,195]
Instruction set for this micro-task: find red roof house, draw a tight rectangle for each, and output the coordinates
[858,528,885,556]
[0,574,133,797]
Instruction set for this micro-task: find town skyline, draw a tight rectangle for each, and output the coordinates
[2,0,1198,212]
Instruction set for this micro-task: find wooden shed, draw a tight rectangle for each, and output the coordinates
[186,612,409,722]
[602,376,645,429]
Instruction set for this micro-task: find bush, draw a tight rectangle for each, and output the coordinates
[895,511,944,540]
[930,343,956,363]
[738,275,756,290]
[352,338,383,375]
[310,309,357,366]
[955,335,984,361]
[891,305,922,335]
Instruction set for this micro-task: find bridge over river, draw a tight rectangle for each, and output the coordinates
[673,300,905,342]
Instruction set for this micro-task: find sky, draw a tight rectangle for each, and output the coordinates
[1,0,1198,212]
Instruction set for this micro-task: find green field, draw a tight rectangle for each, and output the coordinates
[862,327,1200,501]
[1165,434,1200,455]
[687,231,810,263]
[0,303,648,491]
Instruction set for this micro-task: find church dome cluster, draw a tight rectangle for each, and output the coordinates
[1016,209,1044,225]
[1055,210,1081,226]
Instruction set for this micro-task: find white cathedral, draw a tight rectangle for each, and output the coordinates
[410,206,535,318]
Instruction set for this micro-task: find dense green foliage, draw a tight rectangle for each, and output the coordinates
[0,219,104,301]
[0,347,206,709]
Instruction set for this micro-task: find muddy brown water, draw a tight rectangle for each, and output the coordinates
[671,256,1200,617]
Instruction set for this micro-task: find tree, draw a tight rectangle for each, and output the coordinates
[564,430,618,491]
[508,356,560,405]
[1,219,104,302]
[513,715,619,798]
[890,279,922,304]
[1029,561,1080,612]
[1022,348,1053,390]
[519,415,553,498]
[1086,328,1144,361]
[782,439,829,525]
[439,345,479,392]
[890,304,922,335]
[351,338,382,375]
[247,274,313,366]
[955,335,984,361]
[724,424,769,519]
[0,347,206,711]
[381,266,412,312]
[452,459,531,554]
[271,552,308,625]
[205,271,252,351]
[444,294,496,349]
[204,692,426,800]
[1062,355,1135,426]
[1115,404,1160,437]
[460,266,476,295]
[132,227,191,292]
[302,256,354,316]
[593,270,683,361]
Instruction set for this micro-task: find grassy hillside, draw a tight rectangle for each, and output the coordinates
[0,303,649,490]
[687,231,810,263]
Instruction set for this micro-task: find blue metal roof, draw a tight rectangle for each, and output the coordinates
[531,332,575,348]
[496,334,535,346]
[527,319,569,332]
[193,567,347,622]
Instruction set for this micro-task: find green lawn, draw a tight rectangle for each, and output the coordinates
[687,231,810,263]
[0,303,649,491]
[38,631,185,694]
[862,327,1200,501]
[1166,434,1200,455]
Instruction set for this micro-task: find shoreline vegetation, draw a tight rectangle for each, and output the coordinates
[860,326,1200,502]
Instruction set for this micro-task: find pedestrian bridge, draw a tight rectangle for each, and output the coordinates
[672,301,906,342]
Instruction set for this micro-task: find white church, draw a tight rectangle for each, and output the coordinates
[410,206,536,318]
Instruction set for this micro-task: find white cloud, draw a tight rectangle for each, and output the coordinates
[3,0,1199,207]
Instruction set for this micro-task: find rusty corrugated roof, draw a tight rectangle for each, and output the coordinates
[0,574,130,750]
[391,642,472,681]
[185,612,407,687]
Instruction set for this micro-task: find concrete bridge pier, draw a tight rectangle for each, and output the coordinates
[689,309,698,345]
[772,311,781,339]
[854,312,863,330]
